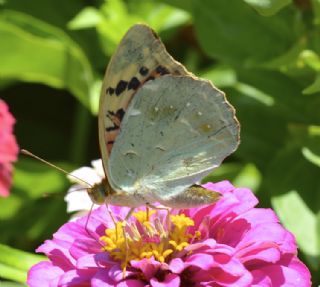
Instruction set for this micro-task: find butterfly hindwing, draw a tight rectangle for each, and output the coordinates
[99,24,191,178]
[108,75,240,202]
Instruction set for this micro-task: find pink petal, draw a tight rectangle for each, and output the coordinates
[0,163,12,197]
[27,261,63,287]
[70,238,101,259]
[185,253,215,270]
[58,269,93,286]
[251,262,311,287]
[77,254,99,269]
[92,269,115,287]
[216,208,280,247]
[117,280,146,287]
[193,266,252,287]
[150,273,180,287]
[130,258,161,279]
[36,240,76,270]
[169,258,185,273]
[108,265,136,283]
[0,133,18,162]
[239,243,281,264]
[0,100,18,197]
[95,252,118,267]
[36,239,76,269]
[237,223,297,254]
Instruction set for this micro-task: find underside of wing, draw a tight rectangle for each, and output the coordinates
[108,75,240,199]
[99,24,191,180]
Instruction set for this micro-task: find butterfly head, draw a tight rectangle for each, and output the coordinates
[87,178,112,205]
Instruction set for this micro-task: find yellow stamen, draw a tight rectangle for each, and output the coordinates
[133,210,156,223]
[99,210,200,273]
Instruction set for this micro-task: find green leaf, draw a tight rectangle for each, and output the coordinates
[232,163,261,192]
[272,190,319,265]
[192,0,297,65]
[311,0,320,26]
[159,0,193,13]
[67,7,102,30]
[265,145,320,262]
[237,69,319,123]
[203,163,261,192]
[301,125,320,167]
[302,147,320,167]
[0,243,45,283]
[2,0,85,28]
[242,0,292,16]
[200,66,237,88]
[226,86,287,168]
[13,158,68,200]
[303,73,320,94]
[0,157,70,220]
[299,50,320,71]
[0,10,94,111]
[0,282,27,287]
[70,0,191,57]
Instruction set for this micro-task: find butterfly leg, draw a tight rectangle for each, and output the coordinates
[146,203,171,231]
[84,203,104,247]
[121,207,135,278]
[105,203,119,241]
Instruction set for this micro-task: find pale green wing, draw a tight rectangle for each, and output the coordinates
[108,75,240,202]
[99,24,191,180]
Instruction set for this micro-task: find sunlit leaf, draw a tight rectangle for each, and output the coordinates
[243,0,292,16]
[0,10,94,111]
[203,163,261,192]
[68,7,102,30]
[265,145,320,263]
[0,243,45,283]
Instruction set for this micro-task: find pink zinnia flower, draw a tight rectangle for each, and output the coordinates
[27,181,311,286]
[0,100,18,197]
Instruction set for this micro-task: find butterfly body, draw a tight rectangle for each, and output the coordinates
[94,24,240,209]
[88,178,222,209]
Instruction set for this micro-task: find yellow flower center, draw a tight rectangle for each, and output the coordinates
[99,210,198,269]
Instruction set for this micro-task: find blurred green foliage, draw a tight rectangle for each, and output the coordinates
[0,0,319,284]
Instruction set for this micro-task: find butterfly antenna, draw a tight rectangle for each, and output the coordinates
[67,187,88,193]
[21,149,93,188]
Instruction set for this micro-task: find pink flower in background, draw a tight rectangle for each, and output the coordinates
[0,100,18,197]
[27,181,311,286]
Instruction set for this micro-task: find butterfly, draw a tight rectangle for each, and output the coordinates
[88,24,240,211]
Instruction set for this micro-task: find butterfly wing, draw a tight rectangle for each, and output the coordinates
[99,24,191,182]
[108,75,240,202]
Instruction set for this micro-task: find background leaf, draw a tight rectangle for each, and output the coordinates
[242,0,292,16]
[1,0,319,284]
[0,10,94,111]
[0,244,45,283]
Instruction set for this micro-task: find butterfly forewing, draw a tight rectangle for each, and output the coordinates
[99,24,191,180]
[108,75,240,201]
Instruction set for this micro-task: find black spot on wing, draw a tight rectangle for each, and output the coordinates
[146,76,155,82]
[156,65,169,75]
[116,108,125,121]
[107,108,125,121]
[115,80,128,96]
[128,77,140,90]
[106,125,118,132]
[106,87,114,95]
[139,66,149,76]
